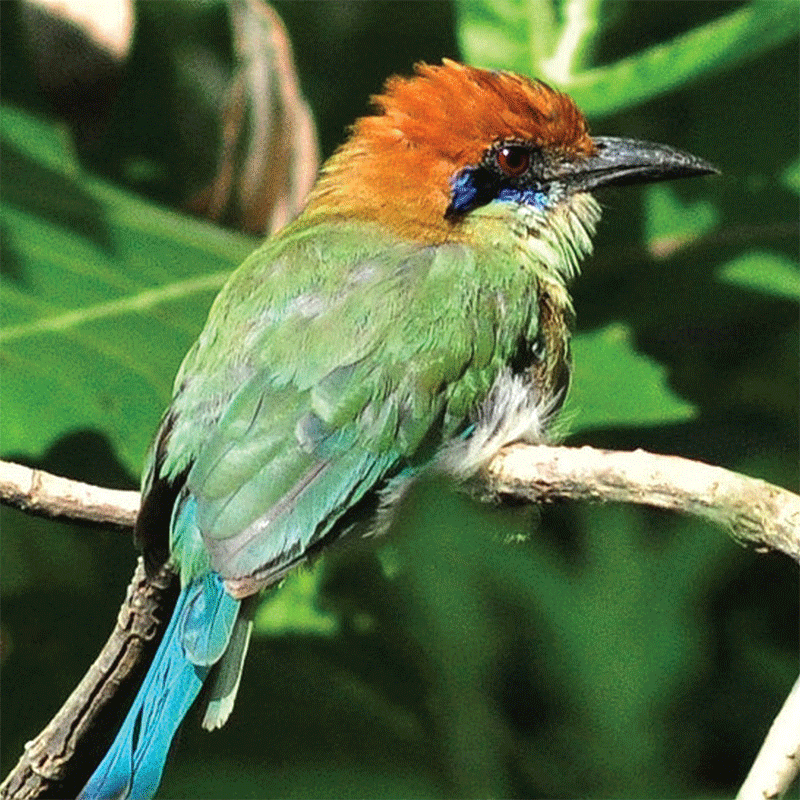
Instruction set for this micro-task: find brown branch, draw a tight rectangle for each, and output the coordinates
[186,0,319,235]
[1,446,797,800]
[0,460,139,527]
[0,560,176,800]
[2,448,799,560]
[484,444,800,563]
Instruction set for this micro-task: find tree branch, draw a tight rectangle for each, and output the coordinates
[0,560,176,800]
[2,448,798,560]
[484,444,800,563]
[1,447,798,800]
[736,672,800,800]
[0,460,139,527]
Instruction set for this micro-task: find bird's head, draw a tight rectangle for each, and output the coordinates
[305,60,716,246]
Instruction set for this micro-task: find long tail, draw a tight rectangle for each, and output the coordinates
[79,573,241,800]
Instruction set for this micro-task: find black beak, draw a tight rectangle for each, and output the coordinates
[552,136,719,192]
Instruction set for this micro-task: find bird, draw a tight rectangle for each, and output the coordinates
[79,59,716,799]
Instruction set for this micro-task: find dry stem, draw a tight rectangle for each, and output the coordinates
[1,446,798,799]
[484,444,800,562]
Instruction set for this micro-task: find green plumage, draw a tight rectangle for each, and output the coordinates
[84,62,715,799]
[142,198,597,593]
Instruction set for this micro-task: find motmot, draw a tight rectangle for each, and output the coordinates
[79,60,715,798]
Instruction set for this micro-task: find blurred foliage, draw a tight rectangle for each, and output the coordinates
[456,0,798,115]
[1,103,254,471]
[1,1,797,798]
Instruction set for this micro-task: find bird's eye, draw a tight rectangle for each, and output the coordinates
[496,145,530,177]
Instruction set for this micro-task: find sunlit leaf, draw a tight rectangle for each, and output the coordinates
[568,0,799,117]
[454,0,798,118]
[254,563,338,637]
[718,251,800,301]
[454,0,552,77]
[643,183,719,259]
[780,155,800,196]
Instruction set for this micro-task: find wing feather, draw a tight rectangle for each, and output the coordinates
[144,219,541,591]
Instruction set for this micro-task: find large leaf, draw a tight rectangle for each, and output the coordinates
[1,103,256,474]
[567,323,696,432]
[455,0,798,117]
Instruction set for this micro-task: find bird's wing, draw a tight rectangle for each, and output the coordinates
[139,219,540,594]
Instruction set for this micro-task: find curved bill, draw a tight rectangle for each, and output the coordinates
[552,136,719,192]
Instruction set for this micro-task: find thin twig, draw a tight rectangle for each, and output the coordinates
[0,459,138,527]
[736,673,800,800]
[0,560,176,800]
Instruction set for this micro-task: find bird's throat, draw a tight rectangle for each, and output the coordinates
[466,191,602,288]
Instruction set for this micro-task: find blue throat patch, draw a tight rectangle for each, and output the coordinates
[496,186,549,210]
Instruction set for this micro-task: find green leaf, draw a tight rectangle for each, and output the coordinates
[454,0,549,77]
[481,504,732,796]
[643,184,719,258]
[0,507,99,596]
[567,323,696,431]
[568,0,799,117]
[454,0,603,78]
[0,103,256,473]
[163,759,443,800]
[718,251,800,301]
[393,475,530,796]
[454,0,798,118]
[781,155,800,196]
[254,563,339,638]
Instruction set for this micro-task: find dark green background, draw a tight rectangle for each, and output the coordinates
[2,1,797,797]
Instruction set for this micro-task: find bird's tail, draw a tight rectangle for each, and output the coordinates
[78,573,241,800]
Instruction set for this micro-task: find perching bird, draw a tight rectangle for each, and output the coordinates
[79,60,715,799]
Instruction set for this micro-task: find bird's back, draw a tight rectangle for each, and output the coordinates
[139,214,563,595]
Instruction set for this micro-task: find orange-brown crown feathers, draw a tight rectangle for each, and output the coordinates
[371,60,593,163]
[304,60,595,242]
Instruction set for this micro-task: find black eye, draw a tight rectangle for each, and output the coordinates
[496,145,530,177]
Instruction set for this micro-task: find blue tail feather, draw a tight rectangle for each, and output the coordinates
[79,574,239,800]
